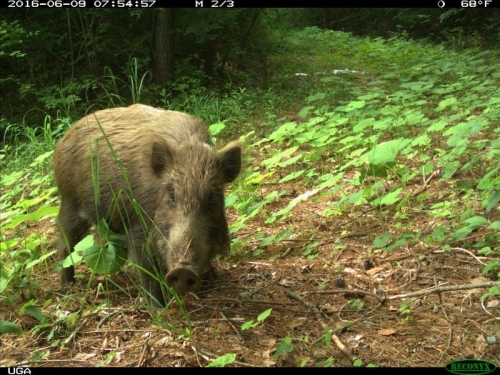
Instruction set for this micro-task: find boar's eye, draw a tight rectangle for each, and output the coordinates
[166,186,175,205]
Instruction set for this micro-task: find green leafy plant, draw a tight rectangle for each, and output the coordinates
[207,353,237,367]
[0,320,24,335]
[59,219,128,277]
[270,336,294,360]
[241,308,272,330]
[398,299,414,324]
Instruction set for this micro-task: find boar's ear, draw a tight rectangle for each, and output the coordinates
[151,141,173,176]
[219,141,242,183]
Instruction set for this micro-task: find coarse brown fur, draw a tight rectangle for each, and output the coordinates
[53,104,242,306]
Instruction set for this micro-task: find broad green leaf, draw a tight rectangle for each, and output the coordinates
[257,308,272,322]
[62,235,93,268]
[241,320,257,330]
[317,172,343,190]
[441,160,460,179]
[5,205,59,229]
[83,241,127,275]
[373,233,391,248]
[354,358,364,367]
[278,154,302,168]
[225,194,238,208]
[271,336,293,359]
[305,116,327,128]
[307,92,326,102]
[366,138,412,164]
[0,171,24,186]
[464,216,489,228]
[488,221,500,230]
[377,188,402,206]
[207,353,236,367]
[339,135,362,146]
[437,96,457,110]
[343,190,365,205]
[412,133,430,146]
[348,299,364,310]
[24,305,45,323]
[0,238,19,252]
[353,118,375,133]
[427,120,448,132]
[209,122,225,135]
[30,151,53,167]
[373,117,393,131]
[259,227,295,246]
[12,195,47,210]
[20,300,46,323]
[486,191,500,213]
[262,147,298,168]
[344,100,365,112]
[75,235,94,252]
[298,106,314,118]
[0,320,24,335]
[451,216,489,240]
[246,172,273,185]
[268,122,297,142]
[26,250,57,269]
[279,170,305,183]
[477,168,499,190]
[361,163,393,178]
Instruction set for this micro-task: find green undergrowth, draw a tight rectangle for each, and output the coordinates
[229,29,500,294]
[1,28,499,353]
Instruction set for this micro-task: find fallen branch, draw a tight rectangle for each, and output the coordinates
[387,281,499,300]
[63,317,88,347]
[413,169,440,196]
[305,288,385,303]
[433,247,487,266]
[137,337,150,367]
[220,311,244,342]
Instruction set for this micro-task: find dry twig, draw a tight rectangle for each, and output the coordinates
[137,336,151,367]
[305,288,385,302]
[220,311,244,341]
[387,281,499,300]
[283,288,354,363]
[62,317,88,346]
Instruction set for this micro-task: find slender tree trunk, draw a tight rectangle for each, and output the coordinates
[66,9,75,80]
[153,9,173,87]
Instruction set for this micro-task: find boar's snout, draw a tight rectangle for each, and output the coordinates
[166,266,202,294]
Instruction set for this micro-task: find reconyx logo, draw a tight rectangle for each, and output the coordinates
[445,359,497,375]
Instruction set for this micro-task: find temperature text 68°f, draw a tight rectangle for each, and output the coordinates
[461,0,492,6]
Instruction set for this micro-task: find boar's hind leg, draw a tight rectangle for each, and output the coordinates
[57,200,91,283]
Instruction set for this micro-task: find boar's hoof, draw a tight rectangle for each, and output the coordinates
[166,267,202,294]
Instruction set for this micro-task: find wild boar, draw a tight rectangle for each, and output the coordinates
[53,104,241,306]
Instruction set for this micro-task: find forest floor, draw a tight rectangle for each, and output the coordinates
[1,153,498,368]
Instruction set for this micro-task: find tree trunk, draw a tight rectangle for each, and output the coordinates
[153,9,173,87]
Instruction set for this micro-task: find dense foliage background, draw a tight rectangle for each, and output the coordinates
[2,8,500,135]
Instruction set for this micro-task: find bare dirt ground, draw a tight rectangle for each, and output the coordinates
[1,169,499,368]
